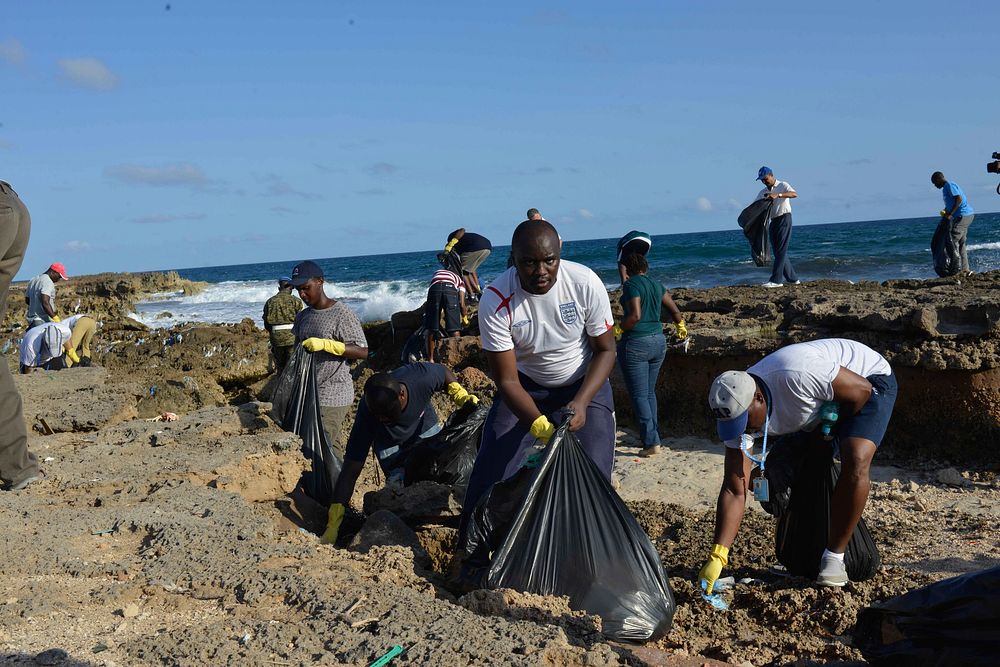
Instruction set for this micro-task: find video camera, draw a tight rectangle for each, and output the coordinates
[988,151,1000,175]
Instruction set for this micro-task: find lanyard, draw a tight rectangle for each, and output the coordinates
[740,402,771,472]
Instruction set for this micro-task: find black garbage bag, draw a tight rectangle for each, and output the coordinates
[402,400,487,492]
[459,423,675,643]
[764,434,880,581]
[931,219,960,277]
[853,566,1000,666]
[270,346,342,506]
[400,326,432,364]
[737,198,773,267]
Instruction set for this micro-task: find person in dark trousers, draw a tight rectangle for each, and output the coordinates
[424,255,469,363]
[263,277,303,371]
[319,363,479,544]
[0,180,42,491]
[931,171,975,276]
[444,229,492,297]
[755,166,799,288]
[615,254,687,457]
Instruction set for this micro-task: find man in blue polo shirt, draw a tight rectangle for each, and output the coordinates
[319,362,479,544]
[932,171,975,276]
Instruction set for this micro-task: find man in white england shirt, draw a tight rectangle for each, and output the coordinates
[461,220,617,534]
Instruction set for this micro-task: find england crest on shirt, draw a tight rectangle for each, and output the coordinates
[559,301,578,325]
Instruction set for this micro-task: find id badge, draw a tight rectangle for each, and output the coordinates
[753,477,770,503]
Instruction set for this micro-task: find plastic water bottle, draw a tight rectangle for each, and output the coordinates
[819,401,839,440]
[521,442,546,469]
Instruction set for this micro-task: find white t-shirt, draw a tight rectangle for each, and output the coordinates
[756,180,796,218]
[19,315,83,367]
[26,273,57,323]
[725,338,891,448]
[479,260,614,387]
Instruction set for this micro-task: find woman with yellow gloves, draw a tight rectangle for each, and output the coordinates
[614,253,686,457]
[320,362,479,544]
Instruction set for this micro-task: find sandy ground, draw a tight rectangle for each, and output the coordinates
[3,365,999,667]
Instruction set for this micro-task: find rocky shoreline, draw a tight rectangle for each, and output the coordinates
[2,270,999,665]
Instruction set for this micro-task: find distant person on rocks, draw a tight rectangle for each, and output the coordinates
[508,208,559,268]
[526,208,543,221]
[320,363,479,544]
[0,179,42,491]
[615,253,686,457]
[19,315,96,373]
[699,338,896,591]
[424,254,469,363]
[616,230,652,286]
[25,262,68,329]
[463,220,616,536]
[931,171,975,276]
[755,166,799,288]
[444,229,492,298]
[263,277,303,371]
[290,260,368,454]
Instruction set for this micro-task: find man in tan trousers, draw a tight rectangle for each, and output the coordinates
[0,180,41,491]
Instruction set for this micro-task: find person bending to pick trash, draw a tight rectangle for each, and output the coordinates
[320,362,479,544]
[700,338,896,589]
[461,219,616,537]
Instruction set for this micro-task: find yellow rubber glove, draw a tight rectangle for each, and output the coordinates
[676,319,688,340]
[320,503,345,545]
[530,415,556,444]
[444,238,458,253]
[446,381,479,407]
[52,315,61,323]
[698,543,729,594]
[461,314,470,327]
[613,324,624,340]
[302,338,346,355]
[65,347,81,364]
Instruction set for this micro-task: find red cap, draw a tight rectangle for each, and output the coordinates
[49,262,68,281]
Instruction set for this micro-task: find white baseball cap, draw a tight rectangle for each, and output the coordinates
[708,371,756,441]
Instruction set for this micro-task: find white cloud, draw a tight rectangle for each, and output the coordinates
[727,198,743,211]
[0,38,26,65]
[64,240,91,253]
[57,57,119,91]
[106,163,213,189]
[695,197,713,212]
[577,208,594,219]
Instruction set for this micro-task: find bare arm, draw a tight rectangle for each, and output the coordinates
[831,366,873,416]
[486,349,545,424]
[331,459,365,506]
[565,330,616,431]
[661,290,683,324]
[711,447,753,547]
[448,228,466,242]
[442,365,458,385]
[341,344,368,361]
[621,296,642,330]
[42,294,56,318]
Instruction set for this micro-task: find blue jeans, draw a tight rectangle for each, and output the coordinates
[769,213,798,284]
[617,333,666,447]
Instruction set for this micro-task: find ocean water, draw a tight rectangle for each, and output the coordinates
[132,213,999,328]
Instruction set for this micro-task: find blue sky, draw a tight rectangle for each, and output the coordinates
[2,1,997,278]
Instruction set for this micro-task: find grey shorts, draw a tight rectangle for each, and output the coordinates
[459,249,490,274]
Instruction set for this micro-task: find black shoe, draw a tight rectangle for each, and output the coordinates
[79,356,92,367]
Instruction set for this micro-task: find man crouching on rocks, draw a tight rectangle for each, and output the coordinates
[459,220,617,537]
[699,338,897,590]
[320,362,480,544]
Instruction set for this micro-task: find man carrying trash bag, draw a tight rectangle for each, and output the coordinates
[700,338,896,590]
[321,362,480,544]
[462,219,617,537]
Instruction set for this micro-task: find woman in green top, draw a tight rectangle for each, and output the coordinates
[617,254,687,456]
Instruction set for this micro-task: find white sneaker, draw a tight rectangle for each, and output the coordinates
[791,280,802,285]
[816,555,849,587]
[761,282,784,288]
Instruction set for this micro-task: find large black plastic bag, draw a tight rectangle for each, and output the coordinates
[853,566,1000,666]
[460,423,675,642]
[270,347,342,506]
[931,220,960,277]
[403,400,487,492]
[737,198,773,267]
[764,434,880,581]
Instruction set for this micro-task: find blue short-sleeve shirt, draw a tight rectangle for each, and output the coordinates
[942,181,974,217]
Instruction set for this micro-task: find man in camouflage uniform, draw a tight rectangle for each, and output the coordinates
[263,277,303,371]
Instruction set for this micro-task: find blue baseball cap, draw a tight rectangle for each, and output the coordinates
[278,276,292,287]
[290,260,323,286]
[756,166,773,181]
